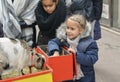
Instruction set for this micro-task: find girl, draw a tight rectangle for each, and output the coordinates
[48,14,98,82]
[35,0,66,46]
[64,0,103,40]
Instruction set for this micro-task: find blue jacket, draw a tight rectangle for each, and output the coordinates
[48,36,98,82]
[94,20,101,40]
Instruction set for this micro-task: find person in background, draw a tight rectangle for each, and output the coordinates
[0,23,4,37]
[35,0,66,48]
[2,0,39,48]
[92,0,103,40]
[2,0,22,39]
[13,0,39,47]
[64,0,94,21]
[0,0,4,37]
[48,14,98,82]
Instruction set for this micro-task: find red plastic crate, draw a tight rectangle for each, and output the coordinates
[36,46,78,82]
[0,47,53,82]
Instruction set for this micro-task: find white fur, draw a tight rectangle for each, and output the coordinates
[0,38,45,77]
[56,22,92,41]
[56,23,67,41]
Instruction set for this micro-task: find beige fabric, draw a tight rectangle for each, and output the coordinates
[67,35,84,80]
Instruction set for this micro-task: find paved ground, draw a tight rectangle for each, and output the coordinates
[95,27,120,82]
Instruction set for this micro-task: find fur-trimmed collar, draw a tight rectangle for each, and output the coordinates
[56,21,91,41]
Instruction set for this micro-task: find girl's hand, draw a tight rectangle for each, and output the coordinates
[68,48,76,54]
[52,51,60,56]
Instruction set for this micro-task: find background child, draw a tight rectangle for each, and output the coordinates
[48,14,98,82]
[35,0,66,46]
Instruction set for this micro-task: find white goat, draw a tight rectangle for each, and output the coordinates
[0,38,45,79]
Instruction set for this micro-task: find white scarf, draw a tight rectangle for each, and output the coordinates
[67,35,84,80]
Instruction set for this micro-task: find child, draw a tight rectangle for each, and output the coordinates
[35,0,66,46]
[64,0,103,40]
[48,14,98,82]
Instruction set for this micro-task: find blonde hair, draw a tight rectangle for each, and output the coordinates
[67,14,86,29]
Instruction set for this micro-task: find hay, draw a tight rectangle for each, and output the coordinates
[1,66,42,80]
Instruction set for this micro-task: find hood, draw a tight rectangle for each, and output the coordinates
[80,21,91,39]
[56,21,91,41]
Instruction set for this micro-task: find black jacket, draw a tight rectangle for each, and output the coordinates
[35,0,66,37]
[92,0,103,20]
[65,0,103,22]
[0,23,4,37]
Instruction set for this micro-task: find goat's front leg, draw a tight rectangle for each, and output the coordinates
[0,66,2,80]
[0,75,2,80]
[21,69,25,75]
[18,68,24,76]
[29,66,32,73]
[0,64,3,80]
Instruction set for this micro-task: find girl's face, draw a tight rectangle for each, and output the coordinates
[42,0,57,14]
[66,19,84,39]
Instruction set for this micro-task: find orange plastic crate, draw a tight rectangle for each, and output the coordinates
[0,64,53,82]
[36,46,78,82]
